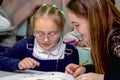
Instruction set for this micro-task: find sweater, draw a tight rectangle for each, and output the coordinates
[0,37,79,72]
[83,29,120,80]
[104,29,120,80]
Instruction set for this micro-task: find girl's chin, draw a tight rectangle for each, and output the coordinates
[42,45,52,50]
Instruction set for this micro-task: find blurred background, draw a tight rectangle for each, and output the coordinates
[0,0,120,47]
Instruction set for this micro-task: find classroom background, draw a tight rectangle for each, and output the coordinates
[0,0,120,64]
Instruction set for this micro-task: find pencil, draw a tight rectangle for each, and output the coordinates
[73,60,88,72]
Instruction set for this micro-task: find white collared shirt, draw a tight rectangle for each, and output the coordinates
[33,39,66,60]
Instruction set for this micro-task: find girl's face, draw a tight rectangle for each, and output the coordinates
[34,18,60,50]
[68,11,90,42]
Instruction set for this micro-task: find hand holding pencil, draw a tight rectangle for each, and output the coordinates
[65,60,88,78]
[73,60,88,72]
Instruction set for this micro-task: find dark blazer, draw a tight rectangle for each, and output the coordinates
[0,37,79,72]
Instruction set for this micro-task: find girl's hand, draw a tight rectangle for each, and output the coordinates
[18,57,40,70]
[65,63,86,78]
[75,72,104,80]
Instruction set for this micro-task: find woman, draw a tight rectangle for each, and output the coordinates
[65,0,120,80]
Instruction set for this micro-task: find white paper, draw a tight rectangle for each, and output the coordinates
[0,70,74,80]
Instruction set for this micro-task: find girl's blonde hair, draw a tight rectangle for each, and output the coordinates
[31,4,65,33]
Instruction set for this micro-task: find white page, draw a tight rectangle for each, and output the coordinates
[0,70,74,80]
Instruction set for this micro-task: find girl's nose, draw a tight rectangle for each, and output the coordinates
[44,35,49,42]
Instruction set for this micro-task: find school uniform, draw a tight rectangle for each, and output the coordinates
[0,37,79,72]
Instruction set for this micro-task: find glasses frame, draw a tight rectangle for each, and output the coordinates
[34,31,60,40]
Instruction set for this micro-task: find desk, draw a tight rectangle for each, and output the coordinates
[0,70,16,77]
[0,70,74,80]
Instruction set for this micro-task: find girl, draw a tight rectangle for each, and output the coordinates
[0,4,79,72]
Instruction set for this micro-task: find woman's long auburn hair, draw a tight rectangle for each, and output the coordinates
[67,0,120,74]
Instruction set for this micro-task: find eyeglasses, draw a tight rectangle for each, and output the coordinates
[34,31,60,40]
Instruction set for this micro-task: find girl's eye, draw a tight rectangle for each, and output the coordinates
[38,32,44,36]
[49,32,57,36]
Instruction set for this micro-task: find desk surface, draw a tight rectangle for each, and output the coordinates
[0,70,16,77]
[0,70,74,80]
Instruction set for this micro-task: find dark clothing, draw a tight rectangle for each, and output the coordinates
[84,64,95,73]
[0,37,79,72]
[0,46,9,53]
[104,29,120,80]
[0,0,3,5]
[84,29,120,80]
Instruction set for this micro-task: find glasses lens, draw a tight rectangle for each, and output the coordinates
[35,32,60,39]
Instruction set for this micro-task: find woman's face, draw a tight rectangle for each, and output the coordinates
[68,11,90,42]
[34,18,60,50]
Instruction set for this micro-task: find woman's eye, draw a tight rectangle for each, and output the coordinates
[75,25,79,27]
[73,23,79,27]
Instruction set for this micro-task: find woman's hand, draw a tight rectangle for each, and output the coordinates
[65,63,86,78]
[18,57,40,70]
[75,72,104,80]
